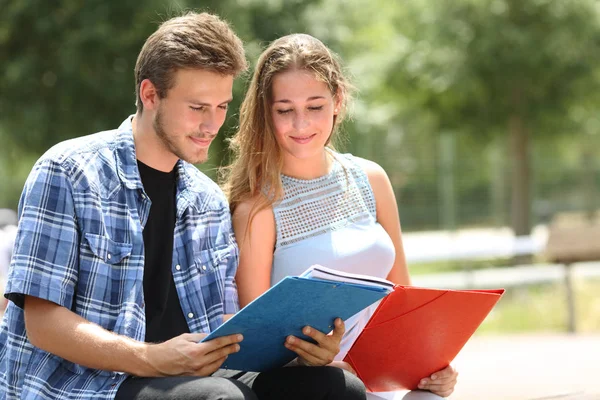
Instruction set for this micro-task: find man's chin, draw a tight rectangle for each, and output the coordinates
[180,153,208,165]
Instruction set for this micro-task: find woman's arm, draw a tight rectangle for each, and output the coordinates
[232,198,345,367]
[357,157,459,396]
[232,198,277,308]
[356,157,411,285]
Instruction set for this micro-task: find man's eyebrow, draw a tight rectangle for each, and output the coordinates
[189,97,234,106]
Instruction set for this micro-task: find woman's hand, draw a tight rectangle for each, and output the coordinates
[284,318,345,366]
[418,364,458,398]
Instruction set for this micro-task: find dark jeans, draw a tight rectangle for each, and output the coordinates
[115,366,366,400]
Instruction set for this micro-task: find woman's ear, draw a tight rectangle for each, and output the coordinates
[333,89,343,115]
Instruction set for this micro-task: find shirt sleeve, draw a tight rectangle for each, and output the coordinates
[5,159,79,310]
[223,229,240,315]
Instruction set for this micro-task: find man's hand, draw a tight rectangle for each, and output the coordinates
[284,318,344,367]
[23,296,243,378]
[417,364,458,398]
[145,333,243,377]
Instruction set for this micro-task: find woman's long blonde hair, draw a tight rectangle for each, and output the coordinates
[221,33,352,222]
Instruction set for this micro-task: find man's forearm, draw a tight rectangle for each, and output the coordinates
[24,296,157,377]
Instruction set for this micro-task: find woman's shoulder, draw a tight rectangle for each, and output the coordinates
[232,195,275,227]
[337,152,389,184]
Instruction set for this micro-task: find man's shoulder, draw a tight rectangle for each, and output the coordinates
[179,162,229,210]
[39,129,120,172]
[31,128,131,196]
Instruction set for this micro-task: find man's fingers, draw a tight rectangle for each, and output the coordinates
[181,332,209,343]
[188,343,240,374]
[201,334,243,352]
[191,356,228,377]
[201,343,241,365]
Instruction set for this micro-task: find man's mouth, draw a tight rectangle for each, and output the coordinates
[189,136,214,147]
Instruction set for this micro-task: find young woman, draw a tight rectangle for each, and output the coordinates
[223,33,458,399]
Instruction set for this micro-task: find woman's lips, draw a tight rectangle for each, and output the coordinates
[290,133,316,144]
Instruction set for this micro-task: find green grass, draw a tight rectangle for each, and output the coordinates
[408,255,600,333]
[409,257,521,276]
[577,279,600,332]
[476,279,600,333]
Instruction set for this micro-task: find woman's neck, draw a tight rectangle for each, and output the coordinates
[280,149,333,180]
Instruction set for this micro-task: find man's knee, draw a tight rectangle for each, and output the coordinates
[116,376,258,400]
[194,377,258,400]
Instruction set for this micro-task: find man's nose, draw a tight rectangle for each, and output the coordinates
[200,109,223,135]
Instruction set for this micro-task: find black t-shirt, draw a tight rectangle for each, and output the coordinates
[137,160,190,343]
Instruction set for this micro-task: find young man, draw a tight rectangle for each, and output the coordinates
[0,12,366,400]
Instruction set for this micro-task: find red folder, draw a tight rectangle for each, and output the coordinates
[344,286,504,392]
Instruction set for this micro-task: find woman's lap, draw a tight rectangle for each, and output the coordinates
[368,390,445,400]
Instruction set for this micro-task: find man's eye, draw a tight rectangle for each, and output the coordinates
[190,106,205,111]
[219,105,229,111]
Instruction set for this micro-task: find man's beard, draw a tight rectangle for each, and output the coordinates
[153,107,209,165]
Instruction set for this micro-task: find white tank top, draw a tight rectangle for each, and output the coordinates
[271,151,395,359]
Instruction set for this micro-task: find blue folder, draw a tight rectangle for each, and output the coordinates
[202,276,390,372]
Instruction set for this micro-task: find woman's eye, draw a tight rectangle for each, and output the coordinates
[276,109,293,115]
[308,106,324,111]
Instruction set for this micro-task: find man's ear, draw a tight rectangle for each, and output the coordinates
[139,79,160,111]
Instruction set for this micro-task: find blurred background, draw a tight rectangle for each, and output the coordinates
[1,0,599,398]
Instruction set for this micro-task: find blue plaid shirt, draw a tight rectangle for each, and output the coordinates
[0,116,240,399]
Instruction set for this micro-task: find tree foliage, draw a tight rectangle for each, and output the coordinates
[2,0,600,233]
[304,0,600,234]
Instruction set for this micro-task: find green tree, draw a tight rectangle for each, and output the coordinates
[0,0,170,154]
[0,0,182,207]
[0,0,318,207]
[384,0,600,235]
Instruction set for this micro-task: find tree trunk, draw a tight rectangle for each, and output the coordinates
[490,137,508,227]
[581,141,597,221]
[438,132,456,230]
[509,114,531,235]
